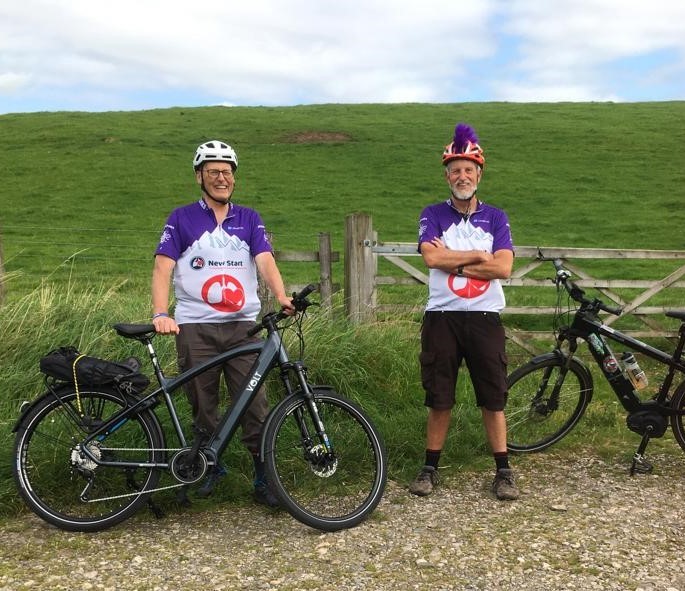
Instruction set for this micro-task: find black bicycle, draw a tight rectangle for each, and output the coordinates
[505,253,685,474]
[12,284,387,532]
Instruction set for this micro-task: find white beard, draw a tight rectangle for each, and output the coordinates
[450,183,477,201]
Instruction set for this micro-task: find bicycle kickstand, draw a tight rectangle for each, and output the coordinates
[630,430,654,476]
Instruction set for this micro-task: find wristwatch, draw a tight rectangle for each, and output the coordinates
[456,265,464,277]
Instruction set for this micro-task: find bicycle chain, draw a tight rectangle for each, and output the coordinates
[82,446,191,503]
[98,447,184,452]
[82,482,186,503]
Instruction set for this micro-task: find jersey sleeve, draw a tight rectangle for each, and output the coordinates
[417,205,441,253]
[491,209,514,253]
[154,210,183,261]
[248,210,274,257]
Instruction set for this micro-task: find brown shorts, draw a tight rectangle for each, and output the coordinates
[419,311,508,411]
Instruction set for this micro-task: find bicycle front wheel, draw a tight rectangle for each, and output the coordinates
[506,356,593,452]
[13,386,164,532]
[263,389,387,532]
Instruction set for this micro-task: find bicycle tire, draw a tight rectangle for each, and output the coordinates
[13,385,164,532]
[506,355,593,452]
[669,381,685,453]
[262,389,387,532]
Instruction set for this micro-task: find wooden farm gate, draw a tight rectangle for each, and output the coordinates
[344,213,685,352]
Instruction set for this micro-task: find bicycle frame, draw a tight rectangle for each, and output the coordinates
[562,302,685,415]
[76,321,305,472]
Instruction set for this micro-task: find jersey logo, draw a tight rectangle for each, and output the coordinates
[190,257,205,270]
[201,274,246,312]
[448,275,490,299]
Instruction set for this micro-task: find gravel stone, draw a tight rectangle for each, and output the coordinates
[1,451,684,591]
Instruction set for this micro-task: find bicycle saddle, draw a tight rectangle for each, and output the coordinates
[112,323,157,340]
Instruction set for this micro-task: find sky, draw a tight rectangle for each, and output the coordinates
[1,0,684,114]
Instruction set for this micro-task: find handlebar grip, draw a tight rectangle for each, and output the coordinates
[291,283,318,312]
[297,283,317,299]
[247,284,319,337]
[601,303,623,316]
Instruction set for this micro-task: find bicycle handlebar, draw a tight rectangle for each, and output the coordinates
[247,283,319,337]
[545,255,623,317]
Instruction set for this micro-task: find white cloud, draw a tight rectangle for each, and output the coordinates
[0,0,497,106]
[0,72,30,92]
[496,0,685,101]
[0,0,683,111]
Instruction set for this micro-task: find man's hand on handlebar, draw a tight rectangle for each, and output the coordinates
[277,293,296,316]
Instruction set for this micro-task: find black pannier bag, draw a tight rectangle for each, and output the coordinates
[39,346,150,395]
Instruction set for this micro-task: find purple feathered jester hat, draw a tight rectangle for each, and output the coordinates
[442,123,485,168]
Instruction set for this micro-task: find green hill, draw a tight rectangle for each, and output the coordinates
[2,102,684,295]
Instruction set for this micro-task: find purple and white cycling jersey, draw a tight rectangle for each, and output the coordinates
[418,199,514,313]
[155,199,273,324]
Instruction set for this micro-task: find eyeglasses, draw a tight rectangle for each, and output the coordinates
[204,168,234,179]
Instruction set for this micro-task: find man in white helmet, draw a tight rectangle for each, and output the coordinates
[152,140,294,507]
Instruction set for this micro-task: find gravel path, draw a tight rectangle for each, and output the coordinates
[1,450,684,591]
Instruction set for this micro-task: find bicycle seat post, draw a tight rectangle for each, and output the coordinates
[141,336,167,387]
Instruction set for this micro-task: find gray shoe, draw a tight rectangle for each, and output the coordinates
[409,466,439,496]
[492,468,519,500]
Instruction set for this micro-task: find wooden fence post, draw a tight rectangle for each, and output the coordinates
[258,232,276,312]
[318,232,333,310]
[344,213,376,323]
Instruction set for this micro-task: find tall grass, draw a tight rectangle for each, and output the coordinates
[0,277,168,515]
[0,281,488,515]
[3,278,675,518]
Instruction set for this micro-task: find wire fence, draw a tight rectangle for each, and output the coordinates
[2,224,160,286]
[0,224,338,299]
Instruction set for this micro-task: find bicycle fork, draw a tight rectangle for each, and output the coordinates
[532,348,575,415]
[287,363,335,464]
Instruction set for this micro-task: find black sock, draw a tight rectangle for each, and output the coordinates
[494,452,509,471]
[253,455,266,484]
[425,449,441,470]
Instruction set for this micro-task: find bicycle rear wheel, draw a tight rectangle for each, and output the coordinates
[262,389,387,531]
[13,386,164,532]
[506,356,593,452]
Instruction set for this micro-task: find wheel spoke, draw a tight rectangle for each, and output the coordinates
[264,391,386,531]
[506,359,591,452]
[13,388,163,532]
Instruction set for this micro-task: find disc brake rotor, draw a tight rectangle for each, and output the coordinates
[308,444,338,477]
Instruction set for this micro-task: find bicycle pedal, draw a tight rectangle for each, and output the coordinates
[630,456,654,475]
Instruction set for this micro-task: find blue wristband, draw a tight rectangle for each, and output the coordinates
[152,312,169,320]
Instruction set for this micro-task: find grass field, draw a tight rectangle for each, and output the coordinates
[1,102,685,518]
[2,101,685,292]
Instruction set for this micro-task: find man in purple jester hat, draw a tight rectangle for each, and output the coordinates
[409,123,519,501]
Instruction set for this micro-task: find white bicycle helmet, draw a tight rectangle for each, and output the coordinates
[193,140,238,171]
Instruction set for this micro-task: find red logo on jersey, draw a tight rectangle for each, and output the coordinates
[448,275,491,299]
[201,275,245,312]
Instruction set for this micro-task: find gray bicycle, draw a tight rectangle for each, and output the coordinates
[12,285,387,532]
